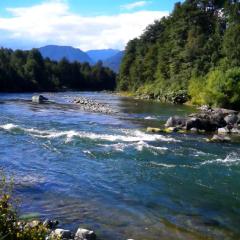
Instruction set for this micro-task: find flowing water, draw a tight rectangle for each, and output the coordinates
[0,92,240,240]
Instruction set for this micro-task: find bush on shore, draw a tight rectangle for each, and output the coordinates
[189,67,240,109]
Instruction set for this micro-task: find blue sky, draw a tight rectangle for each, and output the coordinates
[0,0,181,50]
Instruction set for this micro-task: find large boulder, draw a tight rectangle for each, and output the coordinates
[32,95,48,104]
[186,118,217,132]
[74,228,96,240]
[165,116,187,128]
[209,112,226,128]
[224,114,238,126]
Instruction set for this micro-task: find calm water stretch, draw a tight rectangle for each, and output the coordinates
[0,92,240,240]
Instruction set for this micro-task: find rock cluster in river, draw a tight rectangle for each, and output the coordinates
[20,219,96,240]
[72,97,116,114]
[148,106,240,143]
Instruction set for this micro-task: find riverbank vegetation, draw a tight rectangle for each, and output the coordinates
[0,48,116,92]
[118,0,240,109]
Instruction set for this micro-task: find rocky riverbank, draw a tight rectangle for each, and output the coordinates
[117,90,189,104]
[18,219,96,240]
[18,218,136,240]
[147,105,240,143]
[134,90,189,104]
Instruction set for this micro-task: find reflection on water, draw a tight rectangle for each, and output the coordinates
[0,92,240,240]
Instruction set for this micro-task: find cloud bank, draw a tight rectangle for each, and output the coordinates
[0,0,168,50]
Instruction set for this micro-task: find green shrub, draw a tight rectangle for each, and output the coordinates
[223,68,240,108]
[188,68,240,109]
[203,70,227,107]
[188,76,206,105]
[0,173,49,240]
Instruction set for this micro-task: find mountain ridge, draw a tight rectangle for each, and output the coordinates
[38,45,124,72]
[39,45,93,64]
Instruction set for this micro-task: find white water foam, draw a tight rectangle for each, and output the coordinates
[135,141,168,152]
[0,123,18,130]
[0,123,179,143]
[201,153,240,166]
[149,161,177,168]
[99,141,168,153]
[144,116,157,120]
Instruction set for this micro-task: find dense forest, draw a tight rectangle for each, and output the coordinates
[0,48,116,92]
[118,0,240,109]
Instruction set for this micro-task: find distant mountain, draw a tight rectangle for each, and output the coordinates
[39,45,93,64]
[87,49,120,63]
[103,51,124,73]
[38,45,124,72]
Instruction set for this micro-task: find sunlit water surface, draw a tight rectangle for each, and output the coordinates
[0,92,240,240]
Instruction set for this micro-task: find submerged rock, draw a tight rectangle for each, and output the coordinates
[164,127,178,133]
[32,95,48,104]
[208,135,231,143]
[146,127,162,133]
[75,228,96,240]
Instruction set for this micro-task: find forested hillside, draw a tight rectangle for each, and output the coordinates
[103,51,125,73]
[0,48,116,92]
[118,0,240,109]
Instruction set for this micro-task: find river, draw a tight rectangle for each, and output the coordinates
[0,92,240,240]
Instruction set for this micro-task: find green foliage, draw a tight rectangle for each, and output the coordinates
[0,173,49,240]
[203,70,227,107]
[188,76,206,106]
[0,48,116,92]
[118,0,240,109]
[189,68,240,108]
[223,24,240,68]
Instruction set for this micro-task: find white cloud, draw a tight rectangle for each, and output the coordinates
[121,1,149,10]
[0,0,168,50]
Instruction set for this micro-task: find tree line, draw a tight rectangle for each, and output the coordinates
[118,0,240,109]
[0,48,116,92]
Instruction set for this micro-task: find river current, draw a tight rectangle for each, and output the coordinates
[0,92,240,240]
